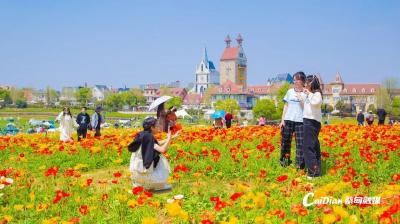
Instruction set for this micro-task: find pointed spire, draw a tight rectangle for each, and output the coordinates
[236,34,243,46]
[224,35,231,48]
[334,72,344,84]
[203,47,209,68]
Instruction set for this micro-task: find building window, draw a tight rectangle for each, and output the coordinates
[239,53,243,58]
[219,88,223,93]
[201,64,203,71]
[343,88,347,93]
[352,88,356,93]
[226,88,231,92]
[362,88,365,93]
[371,88,375,93]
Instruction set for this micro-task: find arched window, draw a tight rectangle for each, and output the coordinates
[361,88,365,93]
[352,88,356,93]
[371,88,375,93]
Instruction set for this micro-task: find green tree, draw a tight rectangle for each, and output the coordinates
[202,84,215,107]
[335,100,345,111]
[214,99,240,115]
[273,83,290,119]
[0,89,12,104]
[165,96,183,109]
[74,88,92,106]
[376,87,393,113]
[46,86,59,105]
[253,99,277,120]
[15,99,27,108]
[104,93,123,111]
[321,103,334,113]
[391,96,400,116]
[367,104,377,114]
[10,87,24,104]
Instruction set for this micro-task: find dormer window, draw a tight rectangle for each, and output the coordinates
[371,88,375,93]
[361,88,365,93]
[343,88,347,93]
[352,88,356,93]
[219,88,223,93]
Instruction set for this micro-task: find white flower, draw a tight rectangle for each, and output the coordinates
[5,178,13,184]
[0,184,4,190]
[166,198,175,204]
[173,194,184,200]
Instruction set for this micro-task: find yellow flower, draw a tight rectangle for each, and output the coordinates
[166,202,182,217]
[29,191,35,201]
[14,204,24,211]
[127,200,137,208]
[113,159,123,164]
[179,210,189,221]
[116,194,128,202]
[221,216,239,224]
[349,215,359,224]
[90,146,101,153]
[36,203,49,212]
[42,217,60,224]
[254,192,266,208]
[333,206,348,219]
[3,215,12,222]
[322,214,336,224]
[255,216,265,224]
[142,217,157,224]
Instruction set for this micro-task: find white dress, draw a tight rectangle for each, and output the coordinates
[129,149,170,190]
[56,113,77,142]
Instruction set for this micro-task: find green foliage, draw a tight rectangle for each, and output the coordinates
[272,83,290,119]
[74,88,92,106]
[165,96,183,109]
[15,99,27,108]
[367,104,377,114]
[214,99,240,115]
[391,96,400,116]
[335,100,345,111]
[0,89,12,104]
[105,90,146,111]
[253,99,276,120]
[321,103,334,113]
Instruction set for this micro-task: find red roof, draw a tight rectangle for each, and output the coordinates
[184,93,203,105]
[220,47,239,60]
[210,81,277,95]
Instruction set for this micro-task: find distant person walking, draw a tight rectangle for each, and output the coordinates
[377,108,387,125]
[76,106,91,141]
[258,116,266,126]
[356,110,364,126]
[91,106,104,137]
[225,112,233,128]
[56,107,77,142]
[366,111,374,126]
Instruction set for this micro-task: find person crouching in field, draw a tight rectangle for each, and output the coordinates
[128,117,180,191]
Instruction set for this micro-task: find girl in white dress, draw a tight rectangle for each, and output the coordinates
[56,107,78,142]
[128,117,180,190]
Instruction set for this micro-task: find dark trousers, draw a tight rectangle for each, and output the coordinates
[303,118,321,177]
[95,127,101,137]
[280,120,304,168]
[77,126,88,141]
[226,120,232,128]
[378,119,384,125]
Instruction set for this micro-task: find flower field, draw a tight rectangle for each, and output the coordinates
[0,124,399,224]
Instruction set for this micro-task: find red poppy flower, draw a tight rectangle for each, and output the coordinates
[132,186,144,195]
[44,166,59,177]
[113,171,122,178]
[79,205,89,215]
[214,200,227,211]
[201,220,214,224]
[351,181,361,189]
[276,175,288,182]
[230,192,244,201]
[210,196,220,202]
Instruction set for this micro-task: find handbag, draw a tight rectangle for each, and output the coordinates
[130,146,154,174]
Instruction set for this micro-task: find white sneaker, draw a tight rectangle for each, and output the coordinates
[306,176,314,180]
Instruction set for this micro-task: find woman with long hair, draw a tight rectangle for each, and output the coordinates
[56,107,77,142]
[128,117,180,190]
[302,75,323,179]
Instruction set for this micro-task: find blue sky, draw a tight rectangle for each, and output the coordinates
[0,0,399,90]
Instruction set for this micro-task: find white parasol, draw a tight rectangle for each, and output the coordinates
[148,96,173,111]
